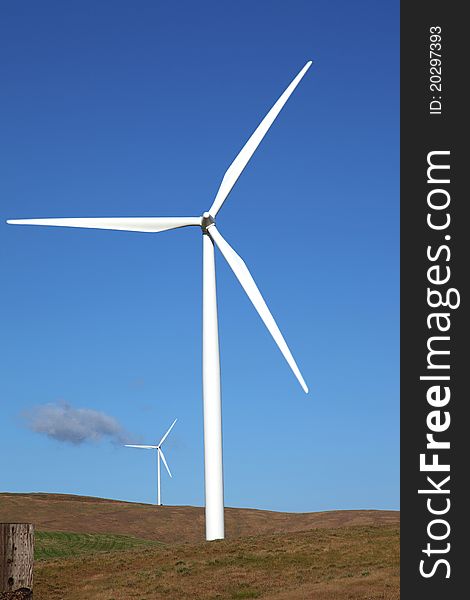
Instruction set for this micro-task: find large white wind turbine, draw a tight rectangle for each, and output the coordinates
[8,61,312,541]
[125,418,177,506]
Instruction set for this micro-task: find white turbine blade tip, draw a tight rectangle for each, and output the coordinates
[158,418,177,447]
[124,444,157,449]
[6,217,202,233]
[159,449,172,477]
[209,61,313,217]
[209,225,309,394]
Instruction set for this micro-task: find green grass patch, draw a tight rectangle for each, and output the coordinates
[35,530,162,560]
[230,588,261,599]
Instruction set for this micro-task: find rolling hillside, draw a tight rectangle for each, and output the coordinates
[0,493,400,599]
[0,492,398,544]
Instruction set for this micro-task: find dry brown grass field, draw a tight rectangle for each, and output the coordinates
[0,493,399,599]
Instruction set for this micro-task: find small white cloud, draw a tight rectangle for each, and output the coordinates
[23,400,131,445]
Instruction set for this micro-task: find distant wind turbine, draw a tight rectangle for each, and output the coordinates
[7,61,312,541]
[125,418,177,506]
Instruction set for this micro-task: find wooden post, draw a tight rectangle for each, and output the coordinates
[0,524,34,600]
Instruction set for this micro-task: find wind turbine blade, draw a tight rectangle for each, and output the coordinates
[124,444,158,449]
[6,217,202,233]
[208,225,308,393]
[159,448,172,478]
[208,61,312,217]
[157,418,177,447]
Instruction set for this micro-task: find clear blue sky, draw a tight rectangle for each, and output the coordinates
[0,0,398,512]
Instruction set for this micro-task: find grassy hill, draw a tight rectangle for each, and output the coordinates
[0,492,398,544]
[0,493,399,599]
[35,530,162,560]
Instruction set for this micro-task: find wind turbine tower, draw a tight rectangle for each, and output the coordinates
[8,61,312,540]
[125,418,177,506]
